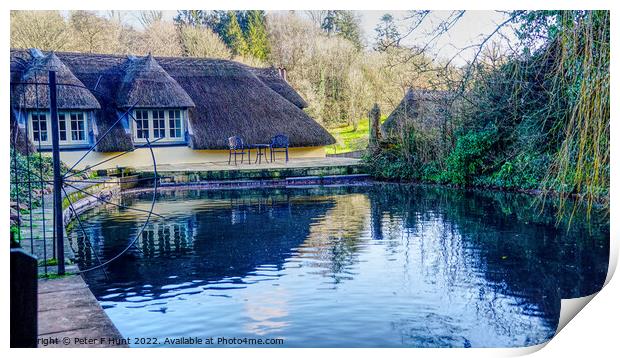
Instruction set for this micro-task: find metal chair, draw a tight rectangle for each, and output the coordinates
[270,134,289,162]
[228,136,250,165]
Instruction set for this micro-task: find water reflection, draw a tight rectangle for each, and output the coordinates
[70,185,609,347]
[242,287,291,335]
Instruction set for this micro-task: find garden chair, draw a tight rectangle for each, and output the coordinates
[270,134,289,162]
[228,136,250,165]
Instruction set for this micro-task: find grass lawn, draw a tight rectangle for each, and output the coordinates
[326,116,387,155]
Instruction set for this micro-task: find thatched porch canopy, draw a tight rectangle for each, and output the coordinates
[382,88,450,137]
[10,49,335,152]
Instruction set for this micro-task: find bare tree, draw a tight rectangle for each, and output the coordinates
[388,11,522,97]
[178,25,231,59]
[267,12,318,71]
[304,10,328,29]
[138,20,183,56]
[105,10,129,25]
[10,11,71,51]
[69,10,120,53]
[136,10,163,28]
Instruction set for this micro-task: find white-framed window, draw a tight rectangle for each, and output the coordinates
[28,111,89,146]
[152,110,166,138]
[132,109,185,143]
[31,112,49,144]
[168,110,183,139]
[70,113,86,141]
[134,110,150,139]
[58,113,67,141]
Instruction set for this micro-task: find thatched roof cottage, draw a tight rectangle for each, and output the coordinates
[10,48,335,169]
[381,88,451,138]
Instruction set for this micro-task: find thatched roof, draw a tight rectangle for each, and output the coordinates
[158,57,333,149]
[12,51,101,110]
[381,88,450,137]
[10,49,334,152]
[116,54,195,109]
[250,67,308,108]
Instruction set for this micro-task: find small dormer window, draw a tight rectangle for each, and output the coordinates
[131,109,185,143]
[28,111,89,147]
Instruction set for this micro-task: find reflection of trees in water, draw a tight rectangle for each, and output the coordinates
[390,314,472,348]
[300,193,371,284]
[367,184,608,297]
[364,184,608,345]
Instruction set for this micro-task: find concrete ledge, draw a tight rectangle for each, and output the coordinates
[286,174,370,182]
[37,275,127,348]
[155,164,367,184]
[127,157,366,184]
[152,174,372,191]
[327,150,365,158]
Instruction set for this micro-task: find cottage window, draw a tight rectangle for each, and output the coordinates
[58,114,67,141]
[31,112,49,143]
[153,110,166,138]
[135,110,150,139]
[70,113,86,141]
[168,110,182,138]
[28,111,89,146]
[132,109,185,143]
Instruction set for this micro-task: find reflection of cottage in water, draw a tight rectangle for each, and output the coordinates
[77,190,337,300]
[71,203,198,274]
[138,219,196,258]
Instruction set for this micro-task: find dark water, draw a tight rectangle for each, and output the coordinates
[71,184,609,348]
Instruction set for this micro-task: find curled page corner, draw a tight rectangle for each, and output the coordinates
[514,292,604,356]
[553,233,617,338]
[505,342,549,356]
[556,294,597,334]
[504,294,604,357]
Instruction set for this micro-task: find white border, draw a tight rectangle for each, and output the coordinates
[2,1,617,357]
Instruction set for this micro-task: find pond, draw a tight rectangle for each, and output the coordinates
[71,184,609,348]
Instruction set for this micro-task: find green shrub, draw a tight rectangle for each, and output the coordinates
[10,225,21,246]
[363,146,417,181]
[9,148,54,209]
[486,153,548,189]
[441,129,497,185]
[420,161,443,183]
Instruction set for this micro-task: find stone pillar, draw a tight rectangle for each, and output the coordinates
[368,103,381,148]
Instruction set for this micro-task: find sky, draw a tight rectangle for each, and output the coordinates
[357,11,515,64]
[101,10,515,66]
